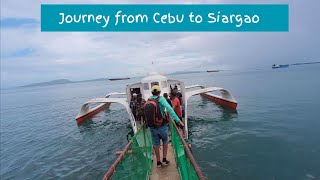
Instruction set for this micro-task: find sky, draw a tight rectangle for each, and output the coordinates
[1,0,319,87]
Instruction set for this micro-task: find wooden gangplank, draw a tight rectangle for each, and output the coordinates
[150,143,180,180]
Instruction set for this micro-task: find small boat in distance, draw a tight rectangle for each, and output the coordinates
[272,64,289,69]
[206,70,220,72]
[108,77,130,81]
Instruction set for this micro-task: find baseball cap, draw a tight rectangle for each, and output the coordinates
[151,85,161,92]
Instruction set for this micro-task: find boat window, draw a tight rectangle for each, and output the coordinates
[144,83,149,90]
[161,81,168,88]
[151,82,159,88]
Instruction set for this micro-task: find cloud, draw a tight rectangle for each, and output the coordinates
[1,0,319,87]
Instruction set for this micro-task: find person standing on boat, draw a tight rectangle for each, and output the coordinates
[170,90,186,137]
[145,85,184,168]
[163,93,172,107]
[173,86,183,104]
[170,91,182,118]
[130,93,137,120]
[173,86,185,118]
[136,93,146,124]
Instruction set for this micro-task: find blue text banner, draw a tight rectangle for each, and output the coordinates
[41,4,289,32]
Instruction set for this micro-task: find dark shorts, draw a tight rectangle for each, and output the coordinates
[150,125,168,146]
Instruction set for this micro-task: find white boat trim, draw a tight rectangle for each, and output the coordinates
[76,97,137,133]
[75,72,238,138]
[184,86,237,139]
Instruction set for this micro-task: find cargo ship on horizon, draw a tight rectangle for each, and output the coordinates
[206,70,220,72]
[272,64,289,69]
[108,77,130,81]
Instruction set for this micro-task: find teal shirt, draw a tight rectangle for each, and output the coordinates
[149,96,181,123]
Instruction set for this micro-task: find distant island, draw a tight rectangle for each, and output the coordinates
[21,79,73,87]
[21,78,108,88]
[20,70,207,88]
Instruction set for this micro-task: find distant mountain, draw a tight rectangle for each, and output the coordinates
[21,78,108,88]
[79,78,108,83]
[21,79,74,87]
[20,70,212,88]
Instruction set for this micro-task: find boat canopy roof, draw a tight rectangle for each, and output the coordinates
[140,72,168,83]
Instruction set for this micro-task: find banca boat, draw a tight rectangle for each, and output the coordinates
[75,72,238,179]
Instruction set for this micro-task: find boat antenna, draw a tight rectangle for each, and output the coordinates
[148,60,157,75]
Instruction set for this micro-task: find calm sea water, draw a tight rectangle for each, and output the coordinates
[1,65,320,180]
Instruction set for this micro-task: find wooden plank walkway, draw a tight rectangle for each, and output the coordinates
[150,143,180,180]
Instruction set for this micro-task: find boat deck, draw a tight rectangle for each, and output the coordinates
[150,143,180,180]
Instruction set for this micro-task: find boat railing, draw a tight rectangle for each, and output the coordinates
[102,140,133,179]
[102,119,207,180]
[102,124,153,180]
[169,117,207,180]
